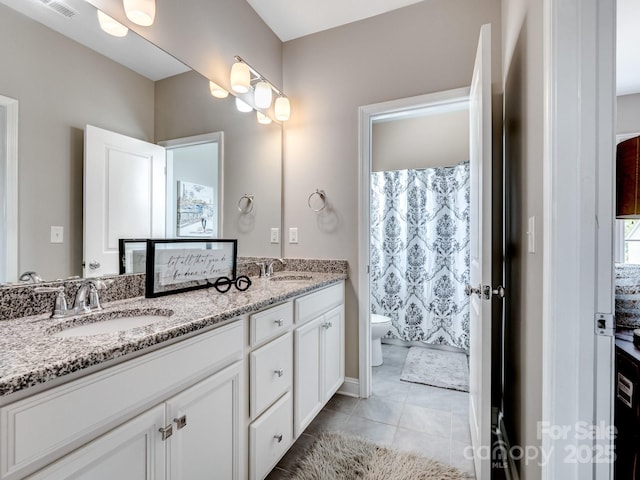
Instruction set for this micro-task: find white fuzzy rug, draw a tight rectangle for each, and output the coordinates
[287,432,470,480]
[400,347,469,392]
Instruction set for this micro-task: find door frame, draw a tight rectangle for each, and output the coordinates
[357,87,470,398]
[0,95,18,283]
[542,0,615,478]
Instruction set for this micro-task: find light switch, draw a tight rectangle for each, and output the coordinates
[289,227,298,244]
[50,226,64,244]
[527,216,535,253]
[270,227,280,244]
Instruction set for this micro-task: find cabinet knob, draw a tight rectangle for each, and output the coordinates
[274,368,284,377]
[322,322,333,329]
[274,433,283,443]
[274,319,284,327]
[159,424,173,441]
[174,414,187,430]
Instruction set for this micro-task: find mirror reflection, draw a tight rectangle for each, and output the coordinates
[0,0,282,283]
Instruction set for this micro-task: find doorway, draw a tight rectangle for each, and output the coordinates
[0,95,18,283]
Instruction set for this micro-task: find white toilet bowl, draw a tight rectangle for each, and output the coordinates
[371,314,392,367]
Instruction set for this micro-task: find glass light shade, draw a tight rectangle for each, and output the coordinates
[256,111,272,125]
[97,10,128,37]
[235,98,253,113]
[230,62,251,94]
[254,81,273,109]
[209,81,229,99]
[274,96,291,122]
[123,0,156,26]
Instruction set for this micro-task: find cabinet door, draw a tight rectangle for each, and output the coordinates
[294,316,323,437]
[322,305,345,403]
[166,361,243,480]
[27,405,165,480]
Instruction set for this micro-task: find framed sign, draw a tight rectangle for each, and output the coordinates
[145,239,237,298]
[118,238,148,274]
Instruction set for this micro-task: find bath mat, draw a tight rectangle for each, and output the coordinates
[400,347,469,392]
[287,431,470,480]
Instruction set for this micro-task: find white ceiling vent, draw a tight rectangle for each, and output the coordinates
[38,0,77,18]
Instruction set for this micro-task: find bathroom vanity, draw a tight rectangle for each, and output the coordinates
[0,270,346,480]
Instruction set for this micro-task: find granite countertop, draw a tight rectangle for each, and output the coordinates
[0,272,346,399]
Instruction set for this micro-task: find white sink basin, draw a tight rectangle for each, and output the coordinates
[53,311,171,338]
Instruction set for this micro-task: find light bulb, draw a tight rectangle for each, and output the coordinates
[230,62,250,94]
[97,10,128,37]
[257,111,272,124]
[209,81,229,99]
[123,0,156,26]
[275,96,291,122]
[235,98,253,113]
[254,81,273,109]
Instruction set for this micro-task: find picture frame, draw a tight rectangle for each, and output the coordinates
[145,238,237,298]
[118,238,148,275]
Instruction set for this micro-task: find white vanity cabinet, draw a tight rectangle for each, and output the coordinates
[0,321,244,480]
[293,283,345,437]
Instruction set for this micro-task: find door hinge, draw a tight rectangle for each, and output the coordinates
[595,313,615,337]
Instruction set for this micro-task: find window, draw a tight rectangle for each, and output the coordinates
[618,219,640,264]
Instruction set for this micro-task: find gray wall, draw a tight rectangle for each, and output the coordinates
[0,4,155,280]
[372,109,470,172]
[282,0,502,379]
[502,0,544,478]
[617,93,640,135]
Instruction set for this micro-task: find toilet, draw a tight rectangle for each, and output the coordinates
[371,314,392,367]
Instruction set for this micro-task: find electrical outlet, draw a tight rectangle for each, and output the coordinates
[270,227,280,244]
[289,227,298,244]
[50,226,64,244]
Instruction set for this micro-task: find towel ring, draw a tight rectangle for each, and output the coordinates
[238,194,254,214]
[307,189,327,212]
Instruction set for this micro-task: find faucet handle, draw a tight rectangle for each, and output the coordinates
[255,262,267,277]
[34,286,68,318]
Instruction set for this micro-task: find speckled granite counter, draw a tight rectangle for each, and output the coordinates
[0,272,346,399]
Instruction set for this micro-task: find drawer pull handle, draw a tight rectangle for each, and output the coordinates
[159,424,173,441]
[322,322,333,329]
[274,433,283,443]
[274,369,284,377]
[174,415,187,430]
[274,319,284,327]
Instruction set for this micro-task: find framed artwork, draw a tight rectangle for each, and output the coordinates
[118,238,148,274]
[145,238,237,298]
[176,181,216,237]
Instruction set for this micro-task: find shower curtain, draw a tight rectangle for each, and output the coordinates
[370,162,470,351]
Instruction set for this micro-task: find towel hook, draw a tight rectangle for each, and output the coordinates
[238,194,254,214]
[307,189,327,212]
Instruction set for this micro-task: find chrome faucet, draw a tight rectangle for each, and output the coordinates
[265,258,286,277]
[19,271,43,283]
[35,279,109,318]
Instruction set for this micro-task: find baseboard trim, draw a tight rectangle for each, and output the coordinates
[337,377,360,397]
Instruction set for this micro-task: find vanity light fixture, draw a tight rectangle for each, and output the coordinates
[230,62,251,94]
[209,81,229,99]
[275,96,291,122]
[235,98,253,113]
[254,81,272,109]
[231,56,291,122]
[97,10,128,37]
[123,0,156,27]
[256,111,272,125]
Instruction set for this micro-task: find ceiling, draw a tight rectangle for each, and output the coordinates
[2,0,639,95]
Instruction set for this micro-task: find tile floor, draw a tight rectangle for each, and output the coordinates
[266,343,476,479]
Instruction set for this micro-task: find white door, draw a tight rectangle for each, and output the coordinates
[26,405,166,480]
[468,23,493,480]
[84,125,165,276]
[322,305,345,402]
[166,362,242,480]
[293,316,323,437]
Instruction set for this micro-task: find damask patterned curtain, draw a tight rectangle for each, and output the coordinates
[370,162,470,351]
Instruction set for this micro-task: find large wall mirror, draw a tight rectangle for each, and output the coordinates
[0,0,282,283]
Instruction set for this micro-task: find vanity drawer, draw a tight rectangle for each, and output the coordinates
[295,282,344,326]
[250,302,293,347]
[250,332,292,419]
[0,321,243,480]
[249,392,292,480]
